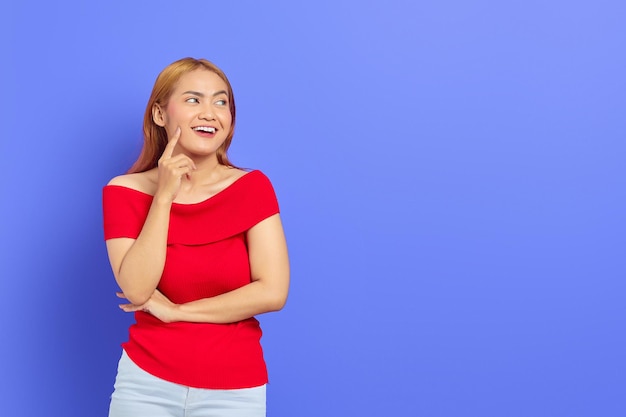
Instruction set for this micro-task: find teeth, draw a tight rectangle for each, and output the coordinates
[194,126,216,133]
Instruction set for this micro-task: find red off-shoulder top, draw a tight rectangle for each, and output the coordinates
[102,170,279,389]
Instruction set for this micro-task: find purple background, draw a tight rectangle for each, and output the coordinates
[2,1,625,416]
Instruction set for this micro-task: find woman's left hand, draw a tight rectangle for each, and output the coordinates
[117,289,179,323]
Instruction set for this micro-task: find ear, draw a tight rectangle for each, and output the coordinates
[152,103,166,127]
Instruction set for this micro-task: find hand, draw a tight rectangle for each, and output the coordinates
[117,289,179,323]
[156,127,196,202]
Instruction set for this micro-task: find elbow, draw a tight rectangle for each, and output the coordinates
[120,288,153,306]
[251,271,289,312]
[115,273,156,306]
[268,291,288,312]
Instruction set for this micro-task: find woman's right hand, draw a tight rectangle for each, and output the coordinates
[155,127,196,202]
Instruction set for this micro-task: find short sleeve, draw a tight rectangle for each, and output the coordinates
[102,186,152,240]
[226,170,279,229]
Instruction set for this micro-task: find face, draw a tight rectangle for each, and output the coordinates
[153,69,232,158]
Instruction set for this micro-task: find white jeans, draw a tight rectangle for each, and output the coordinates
[108,350,266,417]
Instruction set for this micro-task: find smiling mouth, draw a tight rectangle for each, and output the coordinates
[193,126,217,133]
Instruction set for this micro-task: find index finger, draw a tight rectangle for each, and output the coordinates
[162,127,181,159]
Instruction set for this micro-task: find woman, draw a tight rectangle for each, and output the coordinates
[102,57,289,417]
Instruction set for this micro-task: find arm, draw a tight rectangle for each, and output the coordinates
[107,128,195,305]
[118,213,290,323]
[106,196,172,305]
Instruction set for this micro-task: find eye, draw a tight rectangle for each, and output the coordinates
[215,99,227,106]
[186,97,199,104]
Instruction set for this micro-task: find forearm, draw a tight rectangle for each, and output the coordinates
[115,196,172,304]
[173,280,288,324]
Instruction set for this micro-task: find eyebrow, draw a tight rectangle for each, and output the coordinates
[181,90,229,97]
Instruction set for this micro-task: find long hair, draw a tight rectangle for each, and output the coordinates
[128,58,237,173]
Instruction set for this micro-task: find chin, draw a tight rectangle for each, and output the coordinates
[188,147,222,158]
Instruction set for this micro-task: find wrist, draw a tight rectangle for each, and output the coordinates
[168,303,182,322]
[152,192,175,207]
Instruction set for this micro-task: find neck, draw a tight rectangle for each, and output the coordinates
[181,154,226,188]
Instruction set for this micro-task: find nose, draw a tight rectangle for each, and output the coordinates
[199,104,215,121]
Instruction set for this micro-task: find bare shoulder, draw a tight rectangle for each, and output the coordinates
[228,167,251,181]
[107,169,158,195]
[207,167,251,195]
[213,167,250,192]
